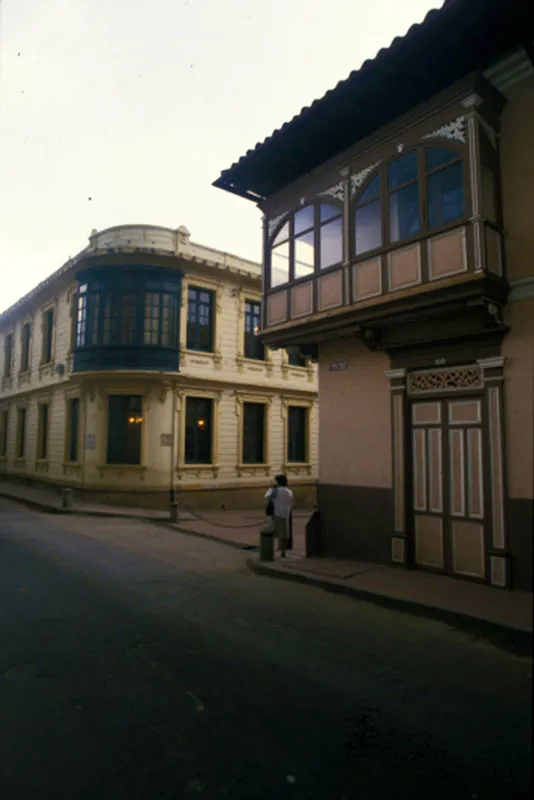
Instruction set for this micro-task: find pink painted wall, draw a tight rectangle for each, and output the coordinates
[503,296,534,499]
[500,75,534,282]
[318,339,392,487]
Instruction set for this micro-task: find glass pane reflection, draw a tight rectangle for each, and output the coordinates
[389,183,420,242]
[355,200,382,255]
[271,241,290,287]
[357,175,380,205]
[320,218,342,269]
[388,151,418,190]
[427,162,464,227]
[294,231,315,278]
[319,204,340,223]
[294,206,315,236]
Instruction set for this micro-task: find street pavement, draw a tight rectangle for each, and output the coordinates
[0,496,531,800]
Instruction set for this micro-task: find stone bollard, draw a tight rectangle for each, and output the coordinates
[62,488,73,510]
[259,526,274,562]
[170,501,180,524]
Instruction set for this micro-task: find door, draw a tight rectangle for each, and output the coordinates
[411,397,486,579]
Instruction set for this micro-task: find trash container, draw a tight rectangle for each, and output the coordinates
[260,526,274,562]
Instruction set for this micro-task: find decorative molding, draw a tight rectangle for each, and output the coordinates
[477,357,505,372]
[267,212,288,238]
[422,116,466,144]
[319,181,345,202]
[350,161,382,198]
[407,365,483,395]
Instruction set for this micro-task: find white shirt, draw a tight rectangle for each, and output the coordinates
[265,486,293,520]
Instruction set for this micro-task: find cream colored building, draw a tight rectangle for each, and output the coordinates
[0,225,318,509]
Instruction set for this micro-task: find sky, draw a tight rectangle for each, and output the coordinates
[0,0,440,313]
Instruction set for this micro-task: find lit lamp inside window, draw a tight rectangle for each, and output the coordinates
[253,325,259,335]
[128,415,143,424]
[197,419,206,429]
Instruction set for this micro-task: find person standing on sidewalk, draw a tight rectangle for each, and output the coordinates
[265,474,293,558]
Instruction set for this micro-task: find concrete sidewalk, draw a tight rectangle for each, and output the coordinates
[0,478,308,552]
[248,554,533,655]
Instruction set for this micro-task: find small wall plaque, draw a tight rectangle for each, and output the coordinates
[329,361,348,372]
[160,434,173,447]
[85,434,95,450]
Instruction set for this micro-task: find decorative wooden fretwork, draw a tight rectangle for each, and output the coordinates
[407,365,483,395]
[319,181,345,201]
[422,116,466,144]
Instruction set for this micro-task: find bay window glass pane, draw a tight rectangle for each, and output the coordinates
[355,200,382,255]
[425,146,458,172]
[389,183,421,242]
[319,203,340,223]
[271,241,290,287]
[320,217,343,269]
[294,206,315,235]
[294,230,315,278]
[357,175,380,204]
[272,221,289,245]
[388,151,418,190]
[427,162,464,227]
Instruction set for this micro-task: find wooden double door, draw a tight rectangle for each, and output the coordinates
[411,396,487,579]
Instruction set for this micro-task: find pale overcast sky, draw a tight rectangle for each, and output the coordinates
[0,0,439,312]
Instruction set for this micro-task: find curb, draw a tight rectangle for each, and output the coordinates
[154,520,259,552]
[1,490,259,552]
[0,490,173,524]
[247,558,533,658]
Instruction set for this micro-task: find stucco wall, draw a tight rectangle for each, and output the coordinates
[500,74,534,283]
[503,295,534,500]
[318,339,392,488]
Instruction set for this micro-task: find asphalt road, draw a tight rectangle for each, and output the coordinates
[0,497,531,800]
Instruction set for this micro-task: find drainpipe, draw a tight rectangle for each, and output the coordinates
[170,385,177,504]
[80,384,88,497]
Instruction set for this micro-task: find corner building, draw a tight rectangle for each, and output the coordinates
[0,225,318,509]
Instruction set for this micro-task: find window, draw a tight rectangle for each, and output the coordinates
[20,323,31,372]
[3,333,13,378]
[66,398,80,462]
[244,301,264,360]
[354,175,382,256]
[426,148,464,228]
[0,410,8,457]
[144,287,178,347]
[388,151,420,243]
[16,407,26,458]
[287,349,306,367]
[107,395,142,465]
[42,308,54,364]
[242,402,265,464]
[103,292,136,346]
[187,288,214,352]
[353,146,465,257]
[76,286,88,348]
[185,397,213,464]
[37,404,49,460]
[287,406,308,463]
[269,202,343,288]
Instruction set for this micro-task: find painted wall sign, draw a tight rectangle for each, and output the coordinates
[160,434,173,447]
[329,361,348,372]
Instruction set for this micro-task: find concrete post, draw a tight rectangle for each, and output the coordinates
[170,502,180,524]
[62,488,73,510]
[260,528,274,562]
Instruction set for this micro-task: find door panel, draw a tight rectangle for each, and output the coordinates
[411,395,486,580]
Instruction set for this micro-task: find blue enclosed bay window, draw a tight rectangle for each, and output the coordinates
[73,266,182,372]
